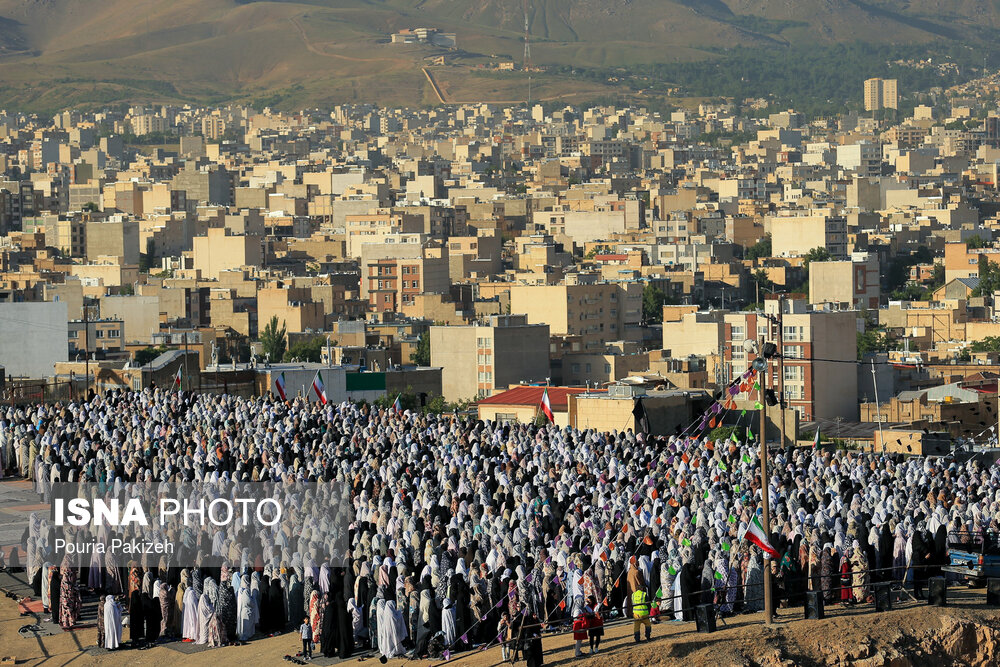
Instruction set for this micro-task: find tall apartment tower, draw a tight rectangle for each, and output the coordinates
[864,78,898,111]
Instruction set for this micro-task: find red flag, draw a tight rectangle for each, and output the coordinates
[540,388,555,423]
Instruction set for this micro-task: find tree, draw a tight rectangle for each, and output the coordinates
[642,283,668,324]
[970,336,1000,353]
[82,201,100,213]
[411,332,431,366]
[966,234,989,249]
[973,258,1000,297]
[260,316,287,362]
[745,234,772,260]
[284,335,327,363]
[802,246,832,271]
[134,345,168,366]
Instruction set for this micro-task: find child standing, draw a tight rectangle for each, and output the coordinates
[572,613,587,657]
[299,618,313,659]
[585,600,604,654]
[498,611,512,661]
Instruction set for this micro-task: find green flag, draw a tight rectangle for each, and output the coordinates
[741,410,746,416]
[754,401,763,410]
[719,461,728,471]
[692,515,697,524]
[722,543,731,552]
[668,565,677,575]
[746,427,753,440]
[734,484,741,493]
[753,382,760,391]
[741,454,751,463]
[730,431,739,443]
[682,538,691,546]
[728,514,736,524]
[703,490,709,499]
[714,571,723,580]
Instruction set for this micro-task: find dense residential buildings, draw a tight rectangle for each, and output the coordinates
[2,84,1000,439]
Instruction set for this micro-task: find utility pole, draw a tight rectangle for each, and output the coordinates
[759,335,774,625]
[872,358,884,453]
[777,295,786,449]
[83,302,90,401]
[183,332,190,392]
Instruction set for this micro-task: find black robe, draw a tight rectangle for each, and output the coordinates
[321,569,353,658]
[129,589,145,643]
[267,579,286,632]
[679,563,699,621]
[48,569,61,617]
[143,592,161,643]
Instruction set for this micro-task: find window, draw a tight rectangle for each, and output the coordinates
[783,366,803,381]
[572,363,580,373]
[604,364,611,373]
[384,295,391,303]
[109,329,120,338]
[585,363,592,372]
[784,345,803,359]
[783,325,800,342]
[731,325,745,341]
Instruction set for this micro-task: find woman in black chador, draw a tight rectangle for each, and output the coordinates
[321,567,353,658]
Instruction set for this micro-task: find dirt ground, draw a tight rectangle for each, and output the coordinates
[3,578,1000,667]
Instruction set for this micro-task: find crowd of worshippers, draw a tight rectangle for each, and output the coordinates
[2,387,997,660]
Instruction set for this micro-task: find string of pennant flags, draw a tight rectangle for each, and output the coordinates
[428,366,770,665]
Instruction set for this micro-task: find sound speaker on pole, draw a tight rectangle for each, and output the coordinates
[928,576,947,606]
[805,590,824,619]
[987,578,1000,606]
[874,582,892,612]
[695,603,716,633]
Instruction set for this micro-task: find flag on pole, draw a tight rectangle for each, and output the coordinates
[274,372,287,401]
[813,427,821,449]
[392,393,402,413]
[311,370,328,405]
[740,513,779,559]
[540,387,554,422]
[173,366,182,390]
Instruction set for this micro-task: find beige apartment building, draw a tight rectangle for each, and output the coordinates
[345,208,424,258]
[257,285,325,335]
[808,255,880,309]
[509,280,643,352]
[86,218,140,265]
[431,314,550,401]
[864,78,898,111]
[768,211,848,259]
[661,298,858,420]
[192,227,263,279]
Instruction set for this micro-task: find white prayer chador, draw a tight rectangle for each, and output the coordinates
[379,600,407,659]
[103,596,122,650]
[236,583,254,641]
[196,587,214,645]
[182,587,200,640]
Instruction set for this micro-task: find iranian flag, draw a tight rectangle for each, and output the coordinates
[173,367,182,390]
[392,393,402,413]
[813,427,821,449]
[274,372,287,401]
[540,387,554,422]
[740,513,779,559]
[311,371,328,405]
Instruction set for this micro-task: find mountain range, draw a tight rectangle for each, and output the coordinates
[0,0,995,113]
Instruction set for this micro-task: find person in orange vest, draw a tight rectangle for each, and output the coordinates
[632,588,651,643]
